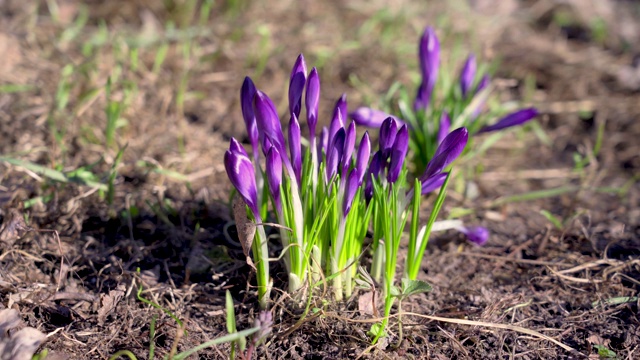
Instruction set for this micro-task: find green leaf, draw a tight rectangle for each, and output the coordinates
[367,323,387,338]
[593,345,618,359]
[400,278,432,298]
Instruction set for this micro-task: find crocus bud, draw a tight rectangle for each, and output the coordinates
[241,77,259,156]
[289,114,302,184]
[422,127,468,181]
[416,26,440,111]
[342,121,356,172]
[355,132,371,185]
[261,136,272,157]
[326,128,345,183]
[364,151,382,202]
[305,67,320,141]
[478,108,539,133]
[458,226,489,246]
[289,54,307,119]
[460,54,476,97]
[229,137,249,158]
[266,146,283,211]
[421,172,448,194]
[342,169,359,217]
[379,117,398,160]
[476,74,490,94]
[254,90,286,154]
[350,107,403,128]
[387,124,409,184]
[329,95,346,143]
[224,147,259,215]
[318,126,329,160]
[437,112,450,145]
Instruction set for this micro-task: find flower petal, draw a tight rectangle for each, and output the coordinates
[478,108,539,133]
[289,54,307,119]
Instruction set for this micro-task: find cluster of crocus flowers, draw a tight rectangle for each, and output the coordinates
[351,25,539,246]
[224,53,470,310]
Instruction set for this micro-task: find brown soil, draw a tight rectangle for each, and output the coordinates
[0,0,638,359]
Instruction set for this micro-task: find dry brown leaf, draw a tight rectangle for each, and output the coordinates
[0,309,46,360]
[231,195,256,267]
[0,209,32,246]
[97,284,126,326]
[358,291,376,316]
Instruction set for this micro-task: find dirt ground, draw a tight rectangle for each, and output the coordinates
[0,0,638,359]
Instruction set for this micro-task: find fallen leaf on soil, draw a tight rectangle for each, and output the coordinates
[587,333,610,346]
[358,291,377,316]
[0,309,46,360]
[231,195,256,268]
[0,209,32,246]
[97,284,126,326]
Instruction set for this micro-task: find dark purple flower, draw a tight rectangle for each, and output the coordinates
[476,74,490,94]
[326,128,345,183]
[421,172,448,194]
[289,54,307,119]
[266,146,283,211]
[355,132,371,185]
[437,112,450,145]
[416,27,440,111]
[364,151,383,202]
[329,95,346,143]
[379,117,398,160]
[224,146,259,215]
[318,126,329,160]
[241,77,259,159]
[342,169,359,217]
[478,108,539,133]
[460,54,476,97]
[305,67,320,142]
[289,114,302,184]
[254,90,286,154]
[387,124,409,183]
[350,107,403,128]
[422,127,468,181]
[342,121,356,172]
[229,137,249,158]
[458,226,489,246]
[261,136,272,157]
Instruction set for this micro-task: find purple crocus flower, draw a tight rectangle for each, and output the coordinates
[254,90,286,154]
[379,117,398,160]
[476,74,490,94]
[305,67,320,143]
[229,137,249,158]
[460,54,476,97]
[421,172,448,194]
[329,95,346,143]
[318,126,329,159]
[266,146,283,211]
[241,77,259,161]
[422,127,468,181]
[289,54,307,119]
[326,128,345,183]
[342,169,359,217]
[458,226,489,246]
[478,108,539,133]
[355,132,371,185]
[224,144,259,215]
[415,27,440,111]
[289,114,302,184]
[350,107,403,128]
[387,124,409,184]
[437,112,450,145]
[342,121,356,172]
[364,151,383,202]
